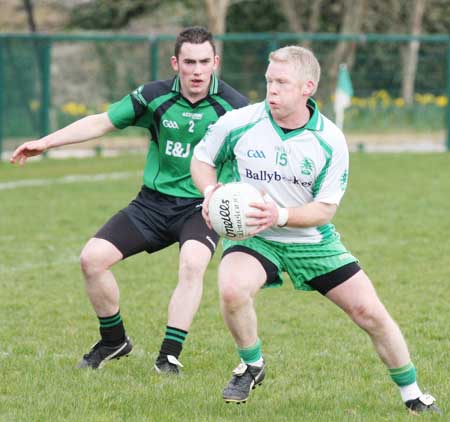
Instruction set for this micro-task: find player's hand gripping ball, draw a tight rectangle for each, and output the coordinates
[208,182,263,240]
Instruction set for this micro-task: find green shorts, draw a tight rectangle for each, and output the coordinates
[222,234,358,291]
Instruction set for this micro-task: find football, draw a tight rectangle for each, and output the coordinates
[208,182,264,240]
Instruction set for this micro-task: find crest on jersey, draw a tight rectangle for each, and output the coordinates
[300,158,314,175]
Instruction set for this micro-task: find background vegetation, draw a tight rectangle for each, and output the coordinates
[1,1,449,149]
[3,0,450,100]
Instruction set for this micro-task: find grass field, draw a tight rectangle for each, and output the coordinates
[1,153,449,421]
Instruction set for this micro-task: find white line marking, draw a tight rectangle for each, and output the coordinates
[0,171,140,190]
[0,255,80,274]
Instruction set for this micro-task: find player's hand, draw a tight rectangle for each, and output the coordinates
[201,183,221,229]
[246,200,280,235]
[10,139,48,166]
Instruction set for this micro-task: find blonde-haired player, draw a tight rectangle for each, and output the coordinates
[191,46,440,414]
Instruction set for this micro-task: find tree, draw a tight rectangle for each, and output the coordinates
[205,0,230,64]
[205,0,230,35]
[278,0,323,48]
[279,0,304,33]
[328,0,368,82]
[69,0,163,29]
[401,0,427,104]
[23,0,38,32]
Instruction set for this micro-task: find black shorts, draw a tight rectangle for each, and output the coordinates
[222,245,361,295]
[94,186,219,259]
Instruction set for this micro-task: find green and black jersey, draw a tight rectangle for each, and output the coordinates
[108,74,248,198]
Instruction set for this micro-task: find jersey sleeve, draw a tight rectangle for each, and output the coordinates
[193,114,234,167]
[218,80,249,109]
[107,85,153,129]
[313,138,349,205]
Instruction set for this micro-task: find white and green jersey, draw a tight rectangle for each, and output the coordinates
[194,99,350,244]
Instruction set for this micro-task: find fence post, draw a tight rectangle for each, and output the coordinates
[0,40,3,161]
[40,39,51,139]
[447,39,450,152]
[267,33,279,56]
[150,37,159,81]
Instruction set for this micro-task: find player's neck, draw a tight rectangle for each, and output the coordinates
[179,83,209,104]
[274,106,311,130]
[182,92,207,104]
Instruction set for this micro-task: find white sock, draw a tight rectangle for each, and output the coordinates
[399,382,422,402]
[248,357,264,367]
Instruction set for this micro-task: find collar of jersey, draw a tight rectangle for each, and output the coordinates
[265,98,323,140]
[171,73,220,96]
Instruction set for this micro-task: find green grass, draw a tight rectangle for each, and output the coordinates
[1,153,449,421]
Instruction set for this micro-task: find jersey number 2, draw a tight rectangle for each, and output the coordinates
[188,120,195,133]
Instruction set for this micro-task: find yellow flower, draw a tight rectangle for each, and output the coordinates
[29,100,40,111]
[394,98,405,108]
[380,97,391,108]
[374,90,391,100]
[415,93,435,105]
[351,97,367,107]
[435,96,448,107]
[61,102,88,116]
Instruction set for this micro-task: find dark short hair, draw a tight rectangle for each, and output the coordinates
[174,26,216,57]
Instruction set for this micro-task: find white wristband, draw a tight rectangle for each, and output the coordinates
[277,207,289,227]
[203,184,215,197]
[263,193,288,227]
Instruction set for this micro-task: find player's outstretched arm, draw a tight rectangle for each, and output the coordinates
[10,112,116,166]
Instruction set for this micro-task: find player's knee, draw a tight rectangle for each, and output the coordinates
[348,301,389,332]
[79,243,110,278]
[219,275,248,309]
[178,258,207,282]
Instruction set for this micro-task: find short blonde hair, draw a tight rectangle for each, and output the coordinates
[269,46,321,95]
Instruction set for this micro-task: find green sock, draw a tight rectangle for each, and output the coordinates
[98,310,125,346]
[157,326,188,360]
[238,339,262,364]
[389,362,417,386]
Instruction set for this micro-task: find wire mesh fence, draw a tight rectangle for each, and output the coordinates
[0,32,449,159]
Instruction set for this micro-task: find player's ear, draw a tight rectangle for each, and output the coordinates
[170,56,179,72]
[302,80,316,96]
[213,55,220,71]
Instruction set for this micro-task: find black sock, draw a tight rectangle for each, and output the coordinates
[98,311,126,347]
[157,326,188,360]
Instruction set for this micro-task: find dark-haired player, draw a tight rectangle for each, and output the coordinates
[11,26,247,374]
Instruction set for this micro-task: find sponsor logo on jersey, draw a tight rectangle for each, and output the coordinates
[245,168,313,188]
[162,119,180,129]
[165,140,191,158]
[182,112,203,120]
[282,175,313,187]
[246,149,266,159]
[292,176,312,187]
[245,169,282,182]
